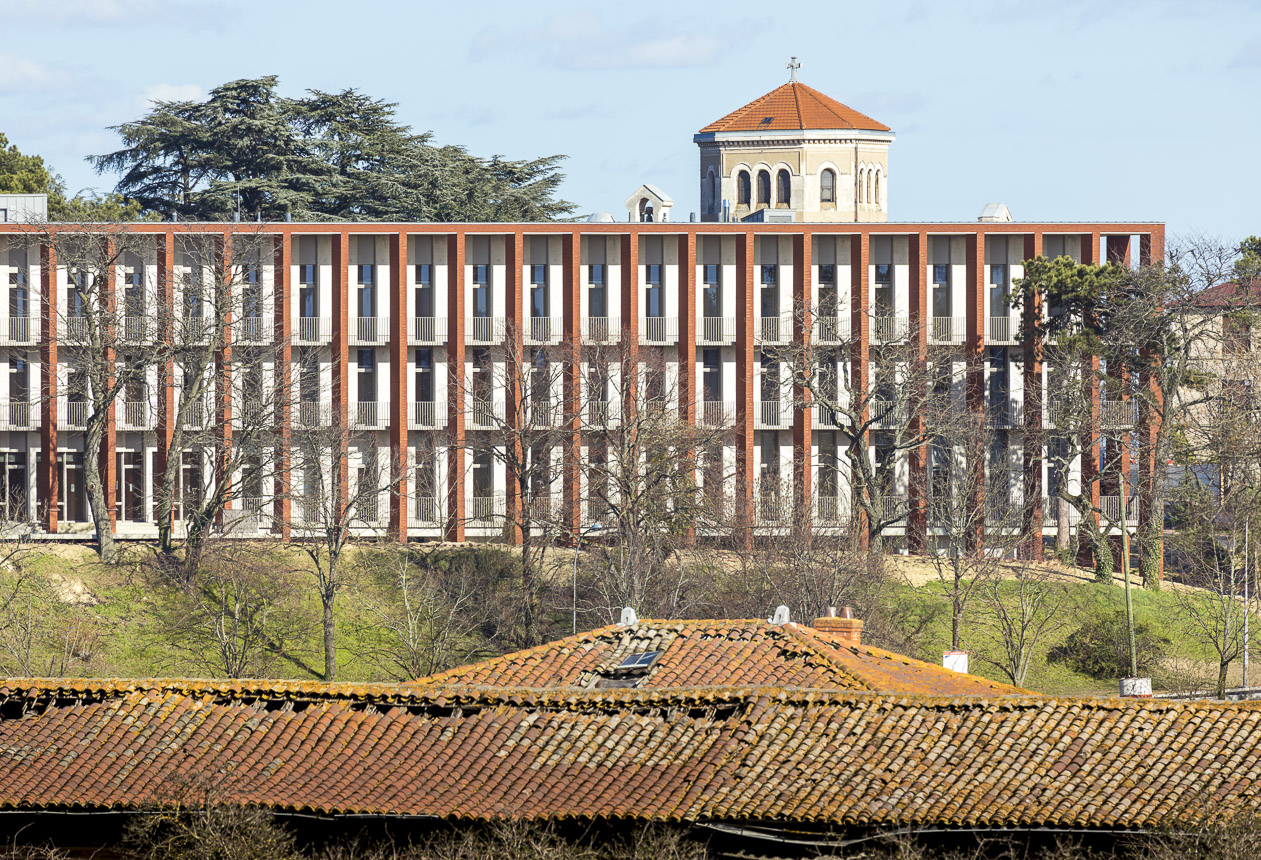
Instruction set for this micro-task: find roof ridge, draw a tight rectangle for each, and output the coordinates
[407,623,625,685]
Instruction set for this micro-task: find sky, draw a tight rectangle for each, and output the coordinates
[1,0,1258,242]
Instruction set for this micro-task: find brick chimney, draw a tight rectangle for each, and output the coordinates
[812,606,863,645]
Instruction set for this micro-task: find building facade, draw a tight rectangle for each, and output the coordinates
[0,219,1162,558]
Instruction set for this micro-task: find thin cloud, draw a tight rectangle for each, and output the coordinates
[138,83,205,109]
[0,53,72,94]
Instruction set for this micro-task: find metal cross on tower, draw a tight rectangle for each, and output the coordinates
[786,56,801,82]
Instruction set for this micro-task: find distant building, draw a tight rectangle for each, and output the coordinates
[0,194,47,223]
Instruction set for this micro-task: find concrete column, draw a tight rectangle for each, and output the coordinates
[504,231,523,545]
[389,231,408,541]
[101,238,117,531]
[1021,232,1044,560]
[735,230,755,537]
[562,232,581,537]
[445,234,466,542]
[154,230,176,536]
[274,231,293,538]
[906,231,928,554]
[331,231,350,516]
[38,240,58,533]
[792,232,813,528]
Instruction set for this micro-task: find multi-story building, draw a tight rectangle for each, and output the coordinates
[0,77,1164,559]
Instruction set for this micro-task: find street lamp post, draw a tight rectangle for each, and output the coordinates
[573,522,603,635]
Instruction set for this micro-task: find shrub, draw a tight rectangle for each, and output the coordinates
[1048,609,1169,679]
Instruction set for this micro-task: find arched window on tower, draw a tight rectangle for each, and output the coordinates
[858,168,866,205]
[820,169,835,204]
[866,171,873,209]
[874,170,881,208]
[776,169,791,208]
[737,171,751,205]
[757,170,771,206]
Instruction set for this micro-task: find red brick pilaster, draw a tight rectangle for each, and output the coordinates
[620,233,639,413]
[389,231,408,541]
[792,232,813,528]
[445,234,466,542]
[1021,232,1044,560]
[907,231,928,554]
[678,233,698,539]
[39,239,58,533]
[154,230,176,536]
[504,231,523,544]
[735,230,755,537]
[101,238,117,531]
[1077,232,1102,567]
[274,231,293,538]
[331,231,350,518]
[562,233,581,537]
[1106,235,1131,267]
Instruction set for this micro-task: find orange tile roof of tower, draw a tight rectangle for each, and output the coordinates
[698,81,891,134]
[408,618,1028,696]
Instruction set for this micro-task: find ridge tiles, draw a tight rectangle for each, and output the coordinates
[698,81,891,134]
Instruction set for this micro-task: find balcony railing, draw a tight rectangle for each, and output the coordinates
[182,396,208,430]
[755,314,791,345]
[814,403,844,428]
[1101,401,1137,428]
[64,317,89,343]
[240,497,273,533]
[700,400,734,428]
[354,400,389,430]
[756,399,790,429]
[698,316,736,344]
[638,315,677,345]
[987,315,1018,345]
[813,314,850,344]
[986,399,1024,428]
[236,315,270,344]
[180,316,212,345]
[412,495,442,526]
[930,316,965,345]
[872,314,909,344]
[297,400,331,428]
[471,397,496,429]
[869,399,903,429]
[466,315,505,344]
[755,491,790,525]
[880,494,909,525]
[525,316,562,345]
[466,494,505,525]
[60,399,89,430]
[411,401,448,430]
[294,316,332,343]
[1041,498,1083,527]
[352,316,389,345]
[118,400,152,431]
[816,493,843,524]
[1100,494,1140,525]
[581,316,619,344]
[526,399,559,428]
[410,316,446,344]
[1,316,34,345]
[0,401,39,430]
[586,400,617,428]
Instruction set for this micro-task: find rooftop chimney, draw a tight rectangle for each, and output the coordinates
[813,606,863,645]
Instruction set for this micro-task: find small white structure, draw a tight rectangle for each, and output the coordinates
[978,202,1013,223]
[0,194,48,223]
[943,651,969,673]
[625,185,673,223]
[586,211,616,223]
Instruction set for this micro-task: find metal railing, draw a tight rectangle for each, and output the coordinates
[586,400,616,427]
[236,315,270,343]
[756,399,790,429]
[638,315,678,344]
[297,400,331,428]
[182,396,208,430]
[814,403,844,428]
[0,401,39,430]
[354,400,388,430]
[471,398,496,429]
[869,399,903,428]
[466,494,505,525]
[930,316,965,344]
[466,316,505,344]
[881,494,909,525]
[1101,494,1140,525]
[813,314,850,344]
[816,493,843,523]
[352,316,389,345]
[118,400,151,430]
[180,316,212,344]
[986,399,1024,428]
[581,316,619,344]
[987,315,1017,345]
[412,496,441,526]
[755,491,790,525]
[410,316,446,344]
[61,399,89,430]
[700,400,734,428]
[1101,401,1138,428]
[698,316,736,344]
[1041,498,1083,527]
[525,316,562,344]
[64,317,89,343]
[526,399,559,428]
[240,497,273,533]
[294,316,332,343]
[2,316,34,345]
[755,314,791,345]
[872,314,909,344]
[411,401,447,430]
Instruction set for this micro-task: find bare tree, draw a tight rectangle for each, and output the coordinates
[286,398,405,681]
[976,562,1067,687]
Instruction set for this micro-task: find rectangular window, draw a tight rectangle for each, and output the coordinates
[415,348,434,402]
[415,264,434,317]
[760,265,778,318]
[703,264,721,318]
[874,263,893,315]
[358,265,375,318]
[530,266,548,319]
[645,264,663,318]
[472,448,493,498]
[472,265,491,318]
[703,347,722,401]
[357,349,376,402]
[299,263,318,318]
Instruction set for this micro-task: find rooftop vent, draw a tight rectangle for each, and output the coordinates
[812,606,863,645]
[769,605,791,626]
[618,607,639,627]
[978,202,1013,223]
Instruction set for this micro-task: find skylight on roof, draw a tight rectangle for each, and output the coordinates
[759,116,774,125]
[615,651,662,672]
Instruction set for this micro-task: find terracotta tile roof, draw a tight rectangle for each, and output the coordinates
[698,82,890,134]
[3,679,1261,829]
[409,619,1026,696]
[1191,279,1261,308]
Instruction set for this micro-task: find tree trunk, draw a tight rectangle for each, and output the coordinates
[83,417,117,564]
[1218,660,1229,700]
[951,593,963,651]
[1056,498,1070,554]
[520,535,539,648]
[322,589,337,682]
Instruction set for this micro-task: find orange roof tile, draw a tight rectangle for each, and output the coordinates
[2,679,1261,830]
[408,619,1027,696]
[698,82,890,134]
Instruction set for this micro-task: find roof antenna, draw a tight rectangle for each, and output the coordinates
[619,607,638,627]
[769,605,791,626]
